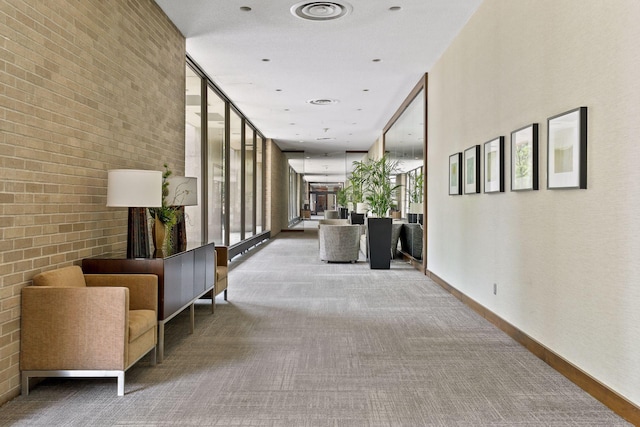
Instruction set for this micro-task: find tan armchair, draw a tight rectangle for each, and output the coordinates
[198,245,228,312]
[214,246,228,301]
[21,266,158,396]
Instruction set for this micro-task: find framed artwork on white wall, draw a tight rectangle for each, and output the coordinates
[483,136,504,193]
[547,107,587,189]
[464,145,481,194]
[511,124,539,191]
[449,153,462,195]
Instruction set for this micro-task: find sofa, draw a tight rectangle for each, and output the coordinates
[21,266,158,396]
[318,224,361,263]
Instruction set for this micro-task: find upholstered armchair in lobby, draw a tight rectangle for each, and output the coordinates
[20,266,158,396]
[318,224,361,263]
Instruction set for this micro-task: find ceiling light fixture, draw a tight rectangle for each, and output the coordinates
[240,6,252,11]
[389,6,402,11]
[306,98,339,105]
[290,1,352,21]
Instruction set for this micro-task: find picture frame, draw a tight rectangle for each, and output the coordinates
[464,145,481,194]
[511,124,539,191]
[483,136,504,193]
[547,107,587,189]
[448,153,462,195]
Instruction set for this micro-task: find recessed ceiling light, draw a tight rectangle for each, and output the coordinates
[389,6,402,11]
[363,89,369,92]
[307,98,339,105]
[291,1,353,21]
[276,89,282,92]
[262,58,270,62]
[372,58,382,62]
[316,137,335,141]
[240,6,252,11]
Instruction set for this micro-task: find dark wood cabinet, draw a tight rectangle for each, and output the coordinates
[83,242,215,362]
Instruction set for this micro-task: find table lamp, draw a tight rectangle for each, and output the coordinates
[107,169,162,258]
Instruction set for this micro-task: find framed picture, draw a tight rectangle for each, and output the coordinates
[448,153,462,195]
[484,136,504,193]
[547,107,587,189]
[464,145,481,194]
[511,124,539,191]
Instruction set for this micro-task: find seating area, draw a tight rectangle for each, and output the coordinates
[20,266,158,396]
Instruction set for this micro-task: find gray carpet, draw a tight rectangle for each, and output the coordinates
[0,231,630,426]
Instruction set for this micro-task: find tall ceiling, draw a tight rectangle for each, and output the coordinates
[154,0,482,180]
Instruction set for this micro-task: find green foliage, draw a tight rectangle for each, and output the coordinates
[410,169,424,204]
[352,155,401,217]
[148,163,180,229]
[336,187,348,207]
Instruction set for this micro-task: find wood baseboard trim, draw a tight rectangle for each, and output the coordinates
[426,269,640,425]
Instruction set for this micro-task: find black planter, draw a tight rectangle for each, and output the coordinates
[350,212,365,225]
[367,217,392,269]
[408,213,418,224]
[339,207,349,219]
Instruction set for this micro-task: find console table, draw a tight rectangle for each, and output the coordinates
[83,241,215,363]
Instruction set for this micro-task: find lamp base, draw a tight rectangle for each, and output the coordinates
[127,207,150,258]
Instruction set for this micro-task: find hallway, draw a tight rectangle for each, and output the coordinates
[0,232,629,426]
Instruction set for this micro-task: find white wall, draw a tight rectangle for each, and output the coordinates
[428,0,640,405]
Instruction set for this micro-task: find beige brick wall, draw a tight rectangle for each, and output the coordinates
[265,138,287,236]
[0,0,185,403]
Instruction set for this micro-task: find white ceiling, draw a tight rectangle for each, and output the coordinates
[154,0,482,180]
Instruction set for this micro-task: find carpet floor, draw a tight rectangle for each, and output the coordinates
[0,231,630,426]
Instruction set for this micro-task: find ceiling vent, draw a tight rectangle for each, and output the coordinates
[291,2,352,21]
[307,98,339,105]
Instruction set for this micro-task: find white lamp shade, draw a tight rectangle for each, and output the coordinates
[409,202,423,214]
[107,169,162,207]
[166,176,198,206]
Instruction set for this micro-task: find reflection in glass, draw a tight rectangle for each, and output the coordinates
[244,124,255,239]
[228,109,242,245]
[185,65,202,244]
[384,88,425,218]
[256,136,264,233]
[207,86,226,245]
[384,86,425,261]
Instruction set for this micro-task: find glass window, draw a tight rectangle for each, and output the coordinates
[207,86,226,245]
[185,65,203,243]
[255,136,263,234]
[244,124,255,238]
[228,109,242,245]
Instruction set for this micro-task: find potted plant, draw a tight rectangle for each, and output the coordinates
[336,187,349,219]
[408,169,424,224]
[346,169,366,224]
[148,164,180,257]
[353,155,401,269]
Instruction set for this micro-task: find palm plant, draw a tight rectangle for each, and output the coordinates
[352,155,401,217]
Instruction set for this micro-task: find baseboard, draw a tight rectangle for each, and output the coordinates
[426,269,640,426]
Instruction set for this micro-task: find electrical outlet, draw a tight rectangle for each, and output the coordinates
[493,283,497,295]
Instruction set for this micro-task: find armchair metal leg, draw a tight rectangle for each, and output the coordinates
[21,372,30,396]
[21,370,126,396]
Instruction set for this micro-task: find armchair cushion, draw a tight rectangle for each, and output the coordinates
[32,265,86,287]
[129,309,157,342]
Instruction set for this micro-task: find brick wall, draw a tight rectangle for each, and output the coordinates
[265,139,288,236]
[0,0,185,403]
